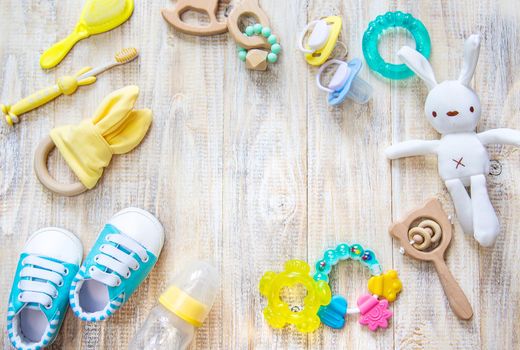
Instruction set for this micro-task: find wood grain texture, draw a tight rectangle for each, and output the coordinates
[0,0,519,349]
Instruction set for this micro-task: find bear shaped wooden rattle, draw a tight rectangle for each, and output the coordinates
[386,34,520,247]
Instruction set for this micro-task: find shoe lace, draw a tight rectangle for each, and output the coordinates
[18,256,69,310]
[89,234,148,287]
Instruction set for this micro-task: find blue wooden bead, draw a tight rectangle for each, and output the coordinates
[267,34,278,45]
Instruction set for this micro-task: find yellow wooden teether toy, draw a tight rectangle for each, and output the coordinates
[40,0,134,69]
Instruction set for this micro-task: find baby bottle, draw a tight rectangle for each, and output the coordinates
[129,262,219,350]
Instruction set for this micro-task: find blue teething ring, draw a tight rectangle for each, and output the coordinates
[362,11,431,80]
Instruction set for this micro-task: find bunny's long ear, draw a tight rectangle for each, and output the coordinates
[398,46,438,90]
[458,34,481,86]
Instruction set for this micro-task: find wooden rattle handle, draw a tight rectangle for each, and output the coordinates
[433,259,473,320]
[34,136,87,197]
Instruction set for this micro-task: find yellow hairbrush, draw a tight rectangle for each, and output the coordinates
[40,0,134,69]
[2,48,139,126]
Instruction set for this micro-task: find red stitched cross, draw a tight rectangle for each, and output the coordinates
[452,157,465,169]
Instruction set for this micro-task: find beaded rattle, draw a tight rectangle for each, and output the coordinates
[237,23,281,71]
[389,198,473,320]
[259,260,331,333]
[313,243,402,330]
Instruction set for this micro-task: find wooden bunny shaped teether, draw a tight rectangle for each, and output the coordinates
[390,198,473,320]
[386,34,520,247]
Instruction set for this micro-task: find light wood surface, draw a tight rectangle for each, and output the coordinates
[1,0,519,349]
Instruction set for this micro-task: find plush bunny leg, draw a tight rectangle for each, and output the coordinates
[445,179,474,234]
[470,174,500,247]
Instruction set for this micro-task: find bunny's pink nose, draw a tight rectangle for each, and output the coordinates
[447,111,459,117]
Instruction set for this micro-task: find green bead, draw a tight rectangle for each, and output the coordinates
[238,47,246,53]
[261,27,271,37]
[267,53,277,63]
[253,23,263,34]
[267,34,277,45]
[238,50,247,61]
[271,43,281,54]
[245,26,254,36]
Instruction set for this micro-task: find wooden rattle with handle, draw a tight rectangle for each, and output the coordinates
[389,198,473,320]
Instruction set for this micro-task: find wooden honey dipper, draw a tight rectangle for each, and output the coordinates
[389,198,473,320]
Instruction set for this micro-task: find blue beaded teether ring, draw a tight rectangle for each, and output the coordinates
[237,23,281,66]
[313,243,401,331]
[362,11,431,80]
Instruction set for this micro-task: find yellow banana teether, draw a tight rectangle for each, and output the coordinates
[40,0,134,69]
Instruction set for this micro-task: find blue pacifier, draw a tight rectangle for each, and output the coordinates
[316,58,373,106]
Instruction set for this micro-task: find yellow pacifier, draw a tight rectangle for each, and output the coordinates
[40,0,134,69]
[298,16,343,66]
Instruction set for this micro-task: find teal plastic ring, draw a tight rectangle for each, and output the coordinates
[362,11,431,80]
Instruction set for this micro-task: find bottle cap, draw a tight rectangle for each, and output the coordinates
[159,262,219,327]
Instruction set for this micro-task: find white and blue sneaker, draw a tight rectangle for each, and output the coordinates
[6,228,83,350]
[69,208,164,322]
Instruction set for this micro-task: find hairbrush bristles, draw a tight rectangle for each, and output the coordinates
[115,48,139,63]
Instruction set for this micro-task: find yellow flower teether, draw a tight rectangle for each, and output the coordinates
[259,260,331,333]
[368,270,402,302]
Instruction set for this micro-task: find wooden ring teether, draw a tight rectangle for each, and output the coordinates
[227,0,271,50]
[161,0,229,36]
[408,219,442,251]
[34,136,87,197]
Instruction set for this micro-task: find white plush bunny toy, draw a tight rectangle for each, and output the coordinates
[386,34,520,247]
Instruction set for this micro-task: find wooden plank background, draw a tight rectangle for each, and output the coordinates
[1,0,519,349]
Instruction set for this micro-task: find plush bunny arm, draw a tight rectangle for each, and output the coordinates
[385,140,439,159]
[477,129,520,147]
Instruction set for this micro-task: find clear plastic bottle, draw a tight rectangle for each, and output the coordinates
[129,262,219,350]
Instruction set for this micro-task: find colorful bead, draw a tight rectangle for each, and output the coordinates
[267,34,278,45]
[261,27,272,37]
[271,43,281,54]
[253,23,263,34]
[324,249,338,264]
[350,244,364,259]
[245,25,254,36]
[335,243,350,259]
[267,53,278,63]
[315,259,331,274]
[238,50,247,62]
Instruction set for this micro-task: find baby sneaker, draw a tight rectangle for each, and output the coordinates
[69,207,164,322]
[7,228,83,350]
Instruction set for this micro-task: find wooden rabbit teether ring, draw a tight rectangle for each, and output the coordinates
[389,198,473,320]
[161,0,230,36]
[227,0,271,50]
[34,136,87,197]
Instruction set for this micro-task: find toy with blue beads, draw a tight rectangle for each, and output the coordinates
[313,242,402,331]
[237,23,281,70]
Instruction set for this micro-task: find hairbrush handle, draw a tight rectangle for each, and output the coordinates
[40,27,89,69]
[1,67,96,126]
[433,259,473,320]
